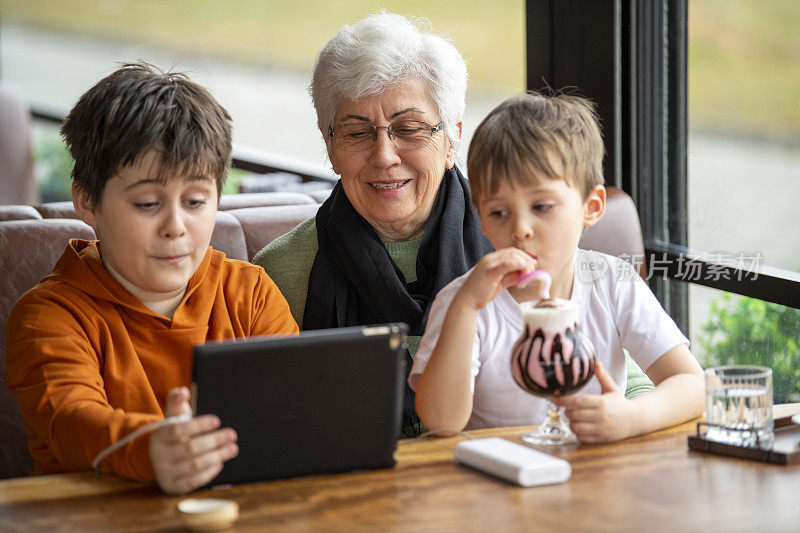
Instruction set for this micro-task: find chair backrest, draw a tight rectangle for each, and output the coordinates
[218,191,317,210]
[0,219,96,479]
[578,186,647,279]
[0,205,42,222]
[227,204,321,261]
[0,83,38,206]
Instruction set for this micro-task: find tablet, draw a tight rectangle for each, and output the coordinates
[192,323,408,486]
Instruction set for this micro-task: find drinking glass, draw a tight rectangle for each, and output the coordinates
[704,365,773,449]
[511,299,597,445]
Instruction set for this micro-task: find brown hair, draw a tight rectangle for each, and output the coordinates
[467,91,604,206]
[61,62,232,206]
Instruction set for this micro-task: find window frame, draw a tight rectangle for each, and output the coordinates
[525,0,800,331]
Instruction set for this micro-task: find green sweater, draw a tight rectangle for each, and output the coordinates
[252,218,423,355]
[252,218,654,398]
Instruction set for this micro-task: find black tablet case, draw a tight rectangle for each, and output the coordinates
[192,323,407,486]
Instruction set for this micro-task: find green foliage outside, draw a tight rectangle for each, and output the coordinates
[32,125,248,200]
[688,0,800,138]
[34,130,73,203]
[222,169,247,196]
[700,294,800,403]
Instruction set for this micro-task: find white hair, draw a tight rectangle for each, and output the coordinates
[310,11,467,151]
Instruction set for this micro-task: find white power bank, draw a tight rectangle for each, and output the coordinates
[453,437,571,487]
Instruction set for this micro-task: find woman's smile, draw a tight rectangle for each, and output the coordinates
[367,179,412,198]
[368,179,411,190]
[328,79,457,241]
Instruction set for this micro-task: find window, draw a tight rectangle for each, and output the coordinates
[688,0,800,273]
[526,0,800,399]
[1,1,524,197]
[687,0,800,400]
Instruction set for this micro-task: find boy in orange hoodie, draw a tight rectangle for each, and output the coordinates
[6,63,298,494]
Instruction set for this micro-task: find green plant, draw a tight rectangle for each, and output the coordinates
[700,294,800,403]
[33,130,247,201]
[222,168,247,195]
[35,134,74,203]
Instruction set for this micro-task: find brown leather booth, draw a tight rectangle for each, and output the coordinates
[7,191,319,222]
[580,186,647,279]
[0,186,644,480]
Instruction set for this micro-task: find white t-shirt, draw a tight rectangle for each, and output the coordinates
[408,249,689,430]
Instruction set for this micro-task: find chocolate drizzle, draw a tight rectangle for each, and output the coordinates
[511,322,597,397]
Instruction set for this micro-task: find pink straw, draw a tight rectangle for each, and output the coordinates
[516,269,551,299]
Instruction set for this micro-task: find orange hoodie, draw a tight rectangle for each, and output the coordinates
[6,239,298,480]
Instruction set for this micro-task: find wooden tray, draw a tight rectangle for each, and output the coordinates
[687,415,800,465]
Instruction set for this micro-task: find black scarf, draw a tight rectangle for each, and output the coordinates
[303,165,493,436]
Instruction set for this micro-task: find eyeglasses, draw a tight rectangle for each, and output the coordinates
[328,120,444,152]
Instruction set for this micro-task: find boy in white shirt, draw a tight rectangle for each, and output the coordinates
[409,92,704,442]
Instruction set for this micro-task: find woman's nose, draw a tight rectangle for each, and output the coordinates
[367,128,402,168]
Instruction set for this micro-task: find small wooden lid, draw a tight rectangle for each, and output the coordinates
[177,498,239,531]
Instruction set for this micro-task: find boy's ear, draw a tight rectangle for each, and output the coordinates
[583,185,606,228]
[72,183,99,227]
[445,121,463,170]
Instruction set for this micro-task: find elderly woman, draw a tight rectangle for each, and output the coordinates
[254,12,652,436]
[253,13,491,435]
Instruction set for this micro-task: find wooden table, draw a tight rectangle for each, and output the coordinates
[2,408,800,532]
